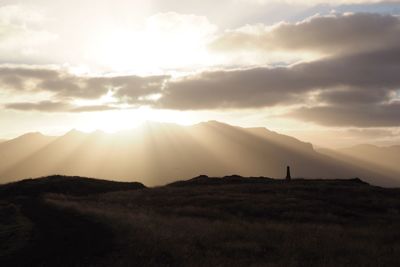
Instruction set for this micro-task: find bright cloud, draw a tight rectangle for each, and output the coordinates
[0,5,57,63]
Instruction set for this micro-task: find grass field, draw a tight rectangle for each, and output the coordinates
[1,175,400,266]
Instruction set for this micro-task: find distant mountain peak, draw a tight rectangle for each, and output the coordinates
[64,129,85,137]
[7,132,49,144]
[194,120,238,129]
[19,131,45,138]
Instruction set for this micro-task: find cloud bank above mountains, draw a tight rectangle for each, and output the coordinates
[2,12,400,129]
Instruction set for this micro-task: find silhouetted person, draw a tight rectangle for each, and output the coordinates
[286,166,291,181]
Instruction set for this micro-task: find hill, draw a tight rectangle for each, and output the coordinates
[1,175,399,266]
[168,174,368,187]
[0,121,398,187]
[0,175,145,266]
[0,175,145,197]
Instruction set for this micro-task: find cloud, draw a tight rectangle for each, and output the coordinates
[0,66,169,101]
[155,13,400,127]
[40,75,169,100]
[70,105,118,112]
[110,75,169,103]
[0,5,57,64]
[4,101,70,112]
[0,66,169,114]
[290,101,400,127]
[2,12,400,128]
[210,13,400,57]
[6,42,400,128]
[4,100,117,113]
[158,46,400,110]
[158,67,303,110]
[237,0,398,7]
[315,87,393,105]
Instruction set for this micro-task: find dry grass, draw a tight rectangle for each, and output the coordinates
[0,201,32,258]
[45,181,400,266]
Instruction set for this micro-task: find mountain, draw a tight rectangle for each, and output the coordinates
[0,133,57,177]
[340,144,400,173]
[318,145,400,185]
[0,121,398,187]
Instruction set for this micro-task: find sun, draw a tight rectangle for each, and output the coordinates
[85,13,217,74]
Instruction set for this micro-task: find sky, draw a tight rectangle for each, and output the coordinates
[1,0,400,148]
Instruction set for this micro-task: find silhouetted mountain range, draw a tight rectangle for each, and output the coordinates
[0,121,399,186]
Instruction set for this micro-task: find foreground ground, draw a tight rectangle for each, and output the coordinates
[1,175,400,266]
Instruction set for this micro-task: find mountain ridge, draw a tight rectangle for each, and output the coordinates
[0,121,399,187]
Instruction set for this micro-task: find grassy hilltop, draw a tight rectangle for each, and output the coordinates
[1,175,400,266]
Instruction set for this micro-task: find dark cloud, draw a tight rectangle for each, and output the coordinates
[0,67,58,90]
[70,105,118,113]
[158,46,400,112]
[316,88,393,105]
[3,43,400,126]
[210,13,400,56]
[0,67,58,80]
[4,101,71,112]
[38,77,94,99]
[4,101,117,113]
[158,68,303,110]
[290,101,400,127]
[111,75,168,103]
[38,75,168,100]
[0,67,169,101]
